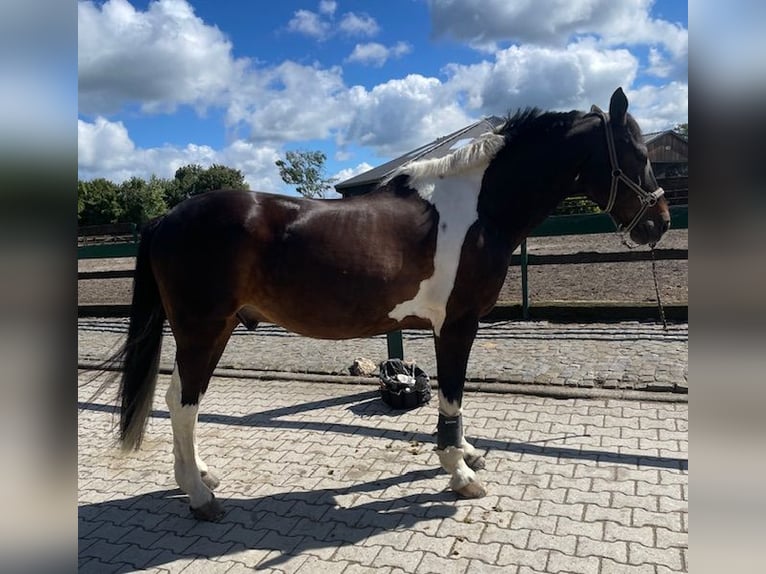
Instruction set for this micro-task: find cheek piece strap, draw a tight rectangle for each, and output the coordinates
[437,414,463,450]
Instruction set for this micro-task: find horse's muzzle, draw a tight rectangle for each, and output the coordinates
[630,216,670,245]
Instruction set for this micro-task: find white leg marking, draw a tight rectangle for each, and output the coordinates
[165,366,211,508]
[461,437,479,458]
[438,389,461,417]
[438,445,477,490]
[388,171,485,336]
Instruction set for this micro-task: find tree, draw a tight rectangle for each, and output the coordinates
[116,176,168,225]
[673,122,688,141]
[78,178,120,225]
[554,195,601,216]
[276,150,337,198]
[165,163,248,208]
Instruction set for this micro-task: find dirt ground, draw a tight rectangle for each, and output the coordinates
[78,229,688,306]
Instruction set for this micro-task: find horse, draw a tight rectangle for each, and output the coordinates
[112,88,669,521]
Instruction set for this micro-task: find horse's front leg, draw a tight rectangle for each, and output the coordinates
[434,315,487,498]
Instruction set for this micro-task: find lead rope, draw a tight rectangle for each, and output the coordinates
[650,247,668,330]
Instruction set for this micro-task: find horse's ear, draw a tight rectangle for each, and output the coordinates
[609,87,628,126]
[590,105,603,114]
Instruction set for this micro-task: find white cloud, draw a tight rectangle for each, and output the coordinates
[227,61,351,143]
[339,13,380,37]
[78,117,283,191]
[286,7,380,40]
[342,75,474,157]
[626,82,688,133]
[287,8,331,40]
[444,41,638,116]
[346,42,412,67]
[334,162,374,182]
[428,0,687,80]
[78,0,246,115]
[319,1,337,16]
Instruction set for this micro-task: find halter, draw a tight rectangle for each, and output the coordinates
[592,109,665,236]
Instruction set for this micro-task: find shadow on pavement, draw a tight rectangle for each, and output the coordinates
[79,387,686,472]
[79,468,454,572]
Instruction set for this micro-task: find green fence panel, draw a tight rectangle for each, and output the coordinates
[530,205,687,237]
[78,243,139,259]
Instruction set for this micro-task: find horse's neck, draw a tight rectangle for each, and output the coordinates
[477,118,588,246]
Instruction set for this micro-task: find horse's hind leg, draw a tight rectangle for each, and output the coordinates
[166,367,220,491]
[165,316,236,521]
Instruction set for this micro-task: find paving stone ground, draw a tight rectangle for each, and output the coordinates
[78,369,688,573]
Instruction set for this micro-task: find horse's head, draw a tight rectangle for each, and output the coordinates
[576,88,670,246]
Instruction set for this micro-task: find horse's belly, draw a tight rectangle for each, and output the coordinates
[237,300,430,340]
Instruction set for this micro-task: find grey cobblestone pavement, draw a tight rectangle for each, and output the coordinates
[78,319,688,393]
[79,320,687,571]
[78,370,688,573]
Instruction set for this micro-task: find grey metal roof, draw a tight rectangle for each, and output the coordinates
[643,131,667,144]
[643,130,687,145]
[335,116,505,193]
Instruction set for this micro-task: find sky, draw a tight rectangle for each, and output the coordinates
[77,0,688,197]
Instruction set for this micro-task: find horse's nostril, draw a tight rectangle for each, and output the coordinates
[661,219,670,233]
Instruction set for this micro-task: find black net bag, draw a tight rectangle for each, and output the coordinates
[378,359,431,409]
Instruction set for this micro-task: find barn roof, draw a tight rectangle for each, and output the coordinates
[643,130,687,146]
[335,116,505,196]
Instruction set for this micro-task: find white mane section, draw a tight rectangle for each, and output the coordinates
[390,132,505,185]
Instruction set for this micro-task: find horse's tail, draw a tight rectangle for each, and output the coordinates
[116,216,166,452]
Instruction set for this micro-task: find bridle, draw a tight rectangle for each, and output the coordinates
[591,108,665,236]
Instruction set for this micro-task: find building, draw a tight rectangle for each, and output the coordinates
[644,130,688,205]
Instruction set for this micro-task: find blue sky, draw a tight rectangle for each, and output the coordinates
[78,0,688,196]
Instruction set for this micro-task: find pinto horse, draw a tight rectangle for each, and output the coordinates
[114,88,669,520]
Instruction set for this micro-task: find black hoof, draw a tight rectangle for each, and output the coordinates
[465,454,486,471]
[190,494,225,522]
[200,470,220,491]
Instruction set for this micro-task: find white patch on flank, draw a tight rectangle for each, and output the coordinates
[165,366,212,508]
[387,132,505,335]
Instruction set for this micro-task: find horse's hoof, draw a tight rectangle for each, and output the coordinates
[190,494,225,522]
[200,470,220,491]
[465,454,486,471]
[455,480,487,499]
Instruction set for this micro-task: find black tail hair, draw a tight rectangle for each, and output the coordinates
[114,217,166,451]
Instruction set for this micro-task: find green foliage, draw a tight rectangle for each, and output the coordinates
[673,122,688,141]
[554,195,601,216]
[276,150,337,198]
[78,178,120,225]
[116,176,168,225]
[78,163,250,227]
[165,163,248,208]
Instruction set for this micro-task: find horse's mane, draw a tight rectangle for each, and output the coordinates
[385,108,588,186]
[496,107,584,142]
[389,130,506,182]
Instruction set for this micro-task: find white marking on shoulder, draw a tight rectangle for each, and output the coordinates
[387,132,505,335]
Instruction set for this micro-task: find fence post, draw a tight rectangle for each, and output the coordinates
[387,330,404,359]
[521,239,530,320]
